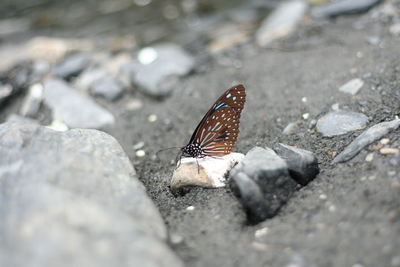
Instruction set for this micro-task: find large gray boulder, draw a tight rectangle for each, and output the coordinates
[0,122,183,267]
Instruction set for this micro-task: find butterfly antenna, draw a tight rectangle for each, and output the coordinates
[156,146,181,158]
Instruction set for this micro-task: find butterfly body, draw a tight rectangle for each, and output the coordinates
[180,84,246,160]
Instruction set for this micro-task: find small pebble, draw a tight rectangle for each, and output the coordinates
[365,153,374,162]
[380,148,399,155]
[46,120,69,132]
[254,227,269,238]
[380,138,390,145]
[126,99,143,111]
[319,194,327,200]
[169,234,184,245]
[138,47,158,65]
[339,78,364,95]
[333,118,400,163]
[148,114,158,122]
[283,121,301,135]
[331,103,340,111]
[135,150,146,157]
[389,23,400,36]
[302,113,310,120]
[317,110,368,137]
[186,206,195,211]
[328,205,336,212]
[132,141,145,150]
[301,97,307,103]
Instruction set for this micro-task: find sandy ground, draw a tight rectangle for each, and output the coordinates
[107,17,400,267]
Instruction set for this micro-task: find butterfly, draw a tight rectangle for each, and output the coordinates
[179,84,246,162]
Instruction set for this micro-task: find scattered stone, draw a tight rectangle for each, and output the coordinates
[256,0,307,47]
[367,36,380,46]
[6,114,38,124]
[43,78,115,129]
[380,148,399,155]
[0,122,183,267]
[283,121,301,135]
[389,23,400,36]
[53,52,91,79]
[365,153,374,162]
[380,138,390,145]
[186,206,195,211]
[0,83,13,104]
[126,99,143,111]
[316,110,368,137]
[132,141,145,150]
[333,118,400,164]
[91,76,125,101]
[171,153,244,190]
[75,68,107,91]
[311,0,381,18]
[254,227,269,238]
[274,143,319,186]
[229,147,298,223]
[20,83,44,117]
[131,43,195,97]
[302,113,310,120]
[136,150,146,157]
[331,103,340,111]
[148,114,158,122]
[339,78,364,95]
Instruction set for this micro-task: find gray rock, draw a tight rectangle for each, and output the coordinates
[316,110,368,137]
[311,0,382,18]
[53,52,91,79]
[91,76,125,101]
[274,143,319,186]
[75,68,106,91]
[333,118,400,164]
[255,0,307,47]
[43,78,115,129]
[20,83,44,117]
[132,43,195,97]
[339,78,364,95]
[6,114,39,124]
[0,122,183,267]
[230,147,298,223]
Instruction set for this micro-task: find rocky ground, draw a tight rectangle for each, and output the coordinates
[0,0,400,267]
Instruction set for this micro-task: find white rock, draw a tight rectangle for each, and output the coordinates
[170,153,244,190]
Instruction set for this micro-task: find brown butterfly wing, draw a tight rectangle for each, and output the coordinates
[188,84,246,156]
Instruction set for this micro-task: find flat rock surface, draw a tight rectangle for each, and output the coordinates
[0,122,183,267]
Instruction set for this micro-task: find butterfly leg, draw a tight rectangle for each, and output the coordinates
[196,157,200,174]
[175,152,182,169]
